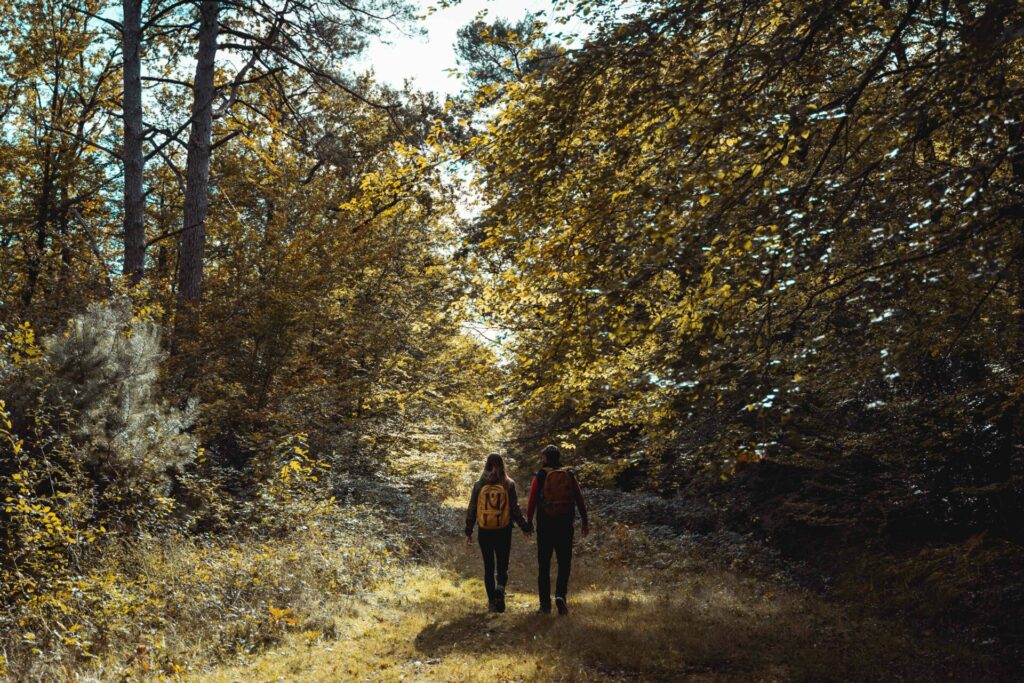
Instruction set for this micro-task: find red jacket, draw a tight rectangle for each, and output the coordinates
[526,468,589,528]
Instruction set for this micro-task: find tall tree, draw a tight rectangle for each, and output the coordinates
[166,0,414,337]
[175,0,218,319]
[121,0,145,284]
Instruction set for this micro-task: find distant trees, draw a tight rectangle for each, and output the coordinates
[0,0,119,321]
[164,0,416,330]
[455,14,558,90]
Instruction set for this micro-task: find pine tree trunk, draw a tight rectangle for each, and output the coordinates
[174,0,219,332]
[121,0,145,285]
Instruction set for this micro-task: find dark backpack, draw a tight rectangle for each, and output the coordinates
[539,468,575,518]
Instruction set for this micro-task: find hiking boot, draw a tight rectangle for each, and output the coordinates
[555,597,569,616]
[494,588,506,613]
[536,604,551,615]
[487,600,498,613]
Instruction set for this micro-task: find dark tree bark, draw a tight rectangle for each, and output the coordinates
[22,158,53,307]
[174,0,219,328]
[121,0,146,284]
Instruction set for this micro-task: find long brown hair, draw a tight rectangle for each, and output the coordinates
[482,453,509,485]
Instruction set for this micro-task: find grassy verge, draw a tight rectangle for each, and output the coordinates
[3,483,1001,682]
[1,486,437,682]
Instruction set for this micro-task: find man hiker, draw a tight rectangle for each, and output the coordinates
[526,444,589,615]
[465,453,531,613]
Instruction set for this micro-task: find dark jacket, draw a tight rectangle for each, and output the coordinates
[465,476,527,536]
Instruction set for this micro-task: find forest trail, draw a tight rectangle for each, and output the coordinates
[184,499,973,683]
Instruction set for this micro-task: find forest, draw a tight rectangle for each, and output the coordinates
[1,0,1023,680]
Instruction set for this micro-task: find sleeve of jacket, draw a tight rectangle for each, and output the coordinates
[465,482,481,536]
[572,475,589,527]
[526,475,540,525]
[507,480,527,528]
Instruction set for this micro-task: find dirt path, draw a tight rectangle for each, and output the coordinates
[186,505,979,682]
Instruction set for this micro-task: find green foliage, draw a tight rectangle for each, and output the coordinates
[0,392,90,599]
[457,0,1024,504]
[44,302,197,494]
[0,303,200,668]
[149,78,502,484]
[455,14,557,90]
[0,0,118,324]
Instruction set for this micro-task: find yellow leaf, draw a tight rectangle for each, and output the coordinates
[268,605,294,620]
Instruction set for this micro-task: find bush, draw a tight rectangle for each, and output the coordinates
[42,301,197,506]
[1,302,198,672]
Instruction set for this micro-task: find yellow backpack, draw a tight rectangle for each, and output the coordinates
[477,483,511,530]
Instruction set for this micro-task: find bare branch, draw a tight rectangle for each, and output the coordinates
[141,75,193,88]
[67,4,123,31]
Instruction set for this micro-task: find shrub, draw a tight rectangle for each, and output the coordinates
[42,301,197,509]
[1,302,198,671]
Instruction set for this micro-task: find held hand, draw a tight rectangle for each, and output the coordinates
[581,524,590,537]
[465,534,472,546]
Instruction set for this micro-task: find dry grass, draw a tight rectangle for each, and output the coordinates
[2,505,401,682]
[181,503,982,683]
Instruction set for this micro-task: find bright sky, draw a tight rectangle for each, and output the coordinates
[359,0,561,97]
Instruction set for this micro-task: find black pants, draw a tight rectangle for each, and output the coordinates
[478,526,513,602]
[537,522,574,608]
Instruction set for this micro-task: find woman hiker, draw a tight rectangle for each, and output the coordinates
[465,453,532,612]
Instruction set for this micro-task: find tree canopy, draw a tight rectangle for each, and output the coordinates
[452,1,1024,511]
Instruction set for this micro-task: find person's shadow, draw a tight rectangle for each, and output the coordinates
[414,609,557,656]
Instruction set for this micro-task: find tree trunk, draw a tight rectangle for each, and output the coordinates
[174,0,219,334]
[1010,119,1024,363]
[121,0,145,285]
[22,155,53,307]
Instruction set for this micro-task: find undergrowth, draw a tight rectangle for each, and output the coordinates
[0,303,464,681]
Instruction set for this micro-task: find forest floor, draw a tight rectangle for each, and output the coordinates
[182,497,995,683]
